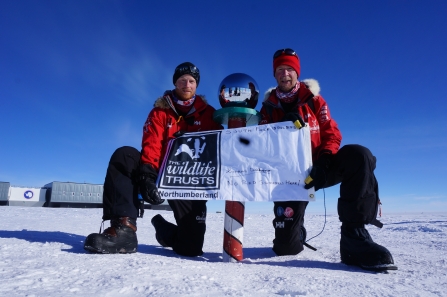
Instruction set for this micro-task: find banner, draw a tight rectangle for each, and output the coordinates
[156,122,315,202]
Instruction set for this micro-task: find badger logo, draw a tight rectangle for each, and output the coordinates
[174,137,206,160]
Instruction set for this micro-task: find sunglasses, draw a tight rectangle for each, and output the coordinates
[175,65,200,75]
[273,48,297,59]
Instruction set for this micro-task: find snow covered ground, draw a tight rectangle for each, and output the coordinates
[0,206,446,297]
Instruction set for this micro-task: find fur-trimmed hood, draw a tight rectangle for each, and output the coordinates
[153,92,208,109]
[263,78,321,102]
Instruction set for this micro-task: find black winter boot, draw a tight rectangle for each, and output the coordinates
[340,223,397,271]
[84,217,138,254]
[151,214,177,248]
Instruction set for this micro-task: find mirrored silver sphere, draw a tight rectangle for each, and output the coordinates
[218,73,259,109]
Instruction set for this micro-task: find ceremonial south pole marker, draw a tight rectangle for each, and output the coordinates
[214,106,261,262]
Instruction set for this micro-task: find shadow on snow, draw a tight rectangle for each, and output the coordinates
[0,229,86,253]
[0,230,376,273]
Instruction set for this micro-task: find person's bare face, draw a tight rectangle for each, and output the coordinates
[274,65,298,92]
[174,74,197,100]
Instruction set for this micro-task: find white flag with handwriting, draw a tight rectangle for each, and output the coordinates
[156,122,315,202]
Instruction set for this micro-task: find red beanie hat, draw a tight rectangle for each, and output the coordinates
[273,53,300,77]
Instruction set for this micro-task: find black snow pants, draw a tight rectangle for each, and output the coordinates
[273,144,381,255]
[102,146,141,220]
[167,199,207,256]
[102,146,207,254]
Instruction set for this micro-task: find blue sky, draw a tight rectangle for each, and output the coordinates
[1,1,446,214]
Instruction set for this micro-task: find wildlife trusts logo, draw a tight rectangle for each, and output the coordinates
[158,131,221,190]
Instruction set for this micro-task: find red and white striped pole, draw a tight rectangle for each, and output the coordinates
[222,117,246,262]
[223,200,245,262]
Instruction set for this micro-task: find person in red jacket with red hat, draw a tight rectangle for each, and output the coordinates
[260,48,396,271]
[84,62,223,257]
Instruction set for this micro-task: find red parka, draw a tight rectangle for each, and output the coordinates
[259,79,342,161]
[141,91,223,171]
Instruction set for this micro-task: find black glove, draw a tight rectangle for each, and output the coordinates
[138,163,165,205]
[282,112,305,129]
[304,153,332,191]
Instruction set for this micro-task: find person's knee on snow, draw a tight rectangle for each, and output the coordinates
[272,201,308,256]
[167,199,207,257]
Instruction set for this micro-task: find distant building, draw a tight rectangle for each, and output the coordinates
[44,181,103,208]
[1,182,47,207]
[0,181,171,211]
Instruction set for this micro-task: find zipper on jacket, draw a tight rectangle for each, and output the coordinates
[164,117,172,142]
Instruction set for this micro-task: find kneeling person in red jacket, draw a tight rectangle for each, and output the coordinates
[84,62,223,256]
[259,48,395,271]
